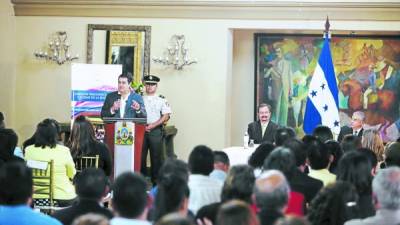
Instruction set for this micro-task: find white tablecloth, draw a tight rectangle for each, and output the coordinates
[222,145,259,166]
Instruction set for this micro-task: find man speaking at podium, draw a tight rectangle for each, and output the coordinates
[101,74,146,119]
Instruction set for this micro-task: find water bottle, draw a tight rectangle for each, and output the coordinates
[243,132,249,149]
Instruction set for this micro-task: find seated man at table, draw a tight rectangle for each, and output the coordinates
[247,103,279,144]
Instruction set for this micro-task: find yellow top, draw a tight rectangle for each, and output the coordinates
[308,168,336,187]
[25,144,76,200]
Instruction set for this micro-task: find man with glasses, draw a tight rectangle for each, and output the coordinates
[338,111,365,142]
[141,75,172,185]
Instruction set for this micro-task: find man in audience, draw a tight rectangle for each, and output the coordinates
[313,125,334,143]
[188,145,223,214]
[247,103,279,144]
[0,161,62,225]
[110,172,151,225]
[274,127,296,146]
[345,167,400,225]
[338,111,365,142]
[254,170,289,225]
[341,135,362,153]
[307,137,336,186]
[52,168,113,225]
[210,151,230,182]
[384,142,400,167]
[283,139,323,204]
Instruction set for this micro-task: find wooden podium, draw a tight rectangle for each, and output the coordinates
[103,117,146,180]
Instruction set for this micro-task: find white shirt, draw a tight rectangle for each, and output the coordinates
[119,95,129,118]
[188,174,223,214]
[110,217,151,225]
[143,95,172,124]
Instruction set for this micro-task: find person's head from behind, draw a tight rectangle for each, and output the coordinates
[34,119,59,148]
[75,168,109,201]
[154,174,190,221]
[312,125,333,143]
[0,128,18,162]
[263,147,296,181]
[361,129,384,161]
[337,151,372,196]
[158,158,189,183]
[274,127,296,146]
[213,151,230,172]
[275,216,310,225]
[188,145,214,175]
[112,172,148,219]
[156,213,195,225]
[358,147,378,176]
[258,103,272,123]
[72,213,109,225]
[0,112,4,128]
[248,142,275,169]
[254,170,290,213]
[117,74,132,95]
[0,161,33,205]
[372,167,400,210]
[70,115,96,157]
[283,138,306,168]
[216,200,259,225]
[341,134,362,153]
[385,142,400,167]
[350,111,365,130]
[306,138,331,170]
[307,181,359,225]
[325,140,343,174]
[221,165,255,203]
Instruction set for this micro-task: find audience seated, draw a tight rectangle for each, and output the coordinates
[283,138,323,204]
[0,161,62,225]
[24,119,77,206]
[383,142,400,167]
[155,213,195,225]
[325,140,343,175]
[341,135,361,153]
[216,200,259,225]
[306,137,336,186]
[196,165,255,224]
[274,127,296,146]
[52,168,113,225]
[254,170,289,225]
[361,129,384,162]
[110,172,151,225]
[248,142,275,177]
[307,181,360,225]
[345,167,400,225]
[312,125,334,143]
[72,214,109,225]
[187,145,223,214]
[0,128,23,167]
[210,151,230,182]
[68,116,112,176]
[263,147,305,216]
[337,151,375,218]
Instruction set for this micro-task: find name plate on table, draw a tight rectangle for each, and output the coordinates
[114,121,135,177]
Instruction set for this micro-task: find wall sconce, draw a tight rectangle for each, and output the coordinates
[153,34,197,70]
[34,31,79,65]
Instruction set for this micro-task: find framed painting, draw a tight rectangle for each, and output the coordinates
[255,33,400,141]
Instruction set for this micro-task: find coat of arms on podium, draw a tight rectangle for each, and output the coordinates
[115,121,134,145]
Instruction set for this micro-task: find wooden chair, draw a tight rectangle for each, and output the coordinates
[27,159,58,214]
[75,155,99,173]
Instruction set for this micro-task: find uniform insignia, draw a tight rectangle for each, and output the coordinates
[159,94,165,99]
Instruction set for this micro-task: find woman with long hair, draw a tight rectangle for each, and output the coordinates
[68,115,112,176]
[361,129,384,162]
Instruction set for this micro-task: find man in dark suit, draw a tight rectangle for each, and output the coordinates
[338,111,365,143]
[247,103,279,144]
[52,168,113,225]
[101,74,146,119]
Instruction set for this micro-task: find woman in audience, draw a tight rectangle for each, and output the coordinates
[216,200,259,225]
[325,140,343,175]
[361,129,384,161]
[24,119,77,206]
[248,142,275,177]
[0,128,22,167]
[68,115,112,176]
[22,118,61,153]
[307,181,359,225]
[336,151,375,218]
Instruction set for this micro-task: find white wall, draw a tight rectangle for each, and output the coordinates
[12,15,400,159]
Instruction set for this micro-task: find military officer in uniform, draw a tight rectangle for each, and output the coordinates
[141,75,172,184]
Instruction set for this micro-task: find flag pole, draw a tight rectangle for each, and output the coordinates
[324,16,331,39]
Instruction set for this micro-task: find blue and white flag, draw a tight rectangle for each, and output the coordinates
[303,37,340,135]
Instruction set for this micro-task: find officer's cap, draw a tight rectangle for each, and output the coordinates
[143,75,160,84]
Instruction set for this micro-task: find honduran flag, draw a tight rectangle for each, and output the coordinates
[303,37,340,135]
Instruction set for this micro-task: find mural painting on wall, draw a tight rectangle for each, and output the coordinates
[255,34,400,141]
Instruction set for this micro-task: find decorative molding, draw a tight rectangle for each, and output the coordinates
[11,0,400,21]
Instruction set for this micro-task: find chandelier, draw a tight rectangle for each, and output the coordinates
[34,31,79,65]
[153,34,197,70]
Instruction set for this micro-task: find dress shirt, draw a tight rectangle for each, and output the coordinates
[110,217,151,225]
[188,174,223,214]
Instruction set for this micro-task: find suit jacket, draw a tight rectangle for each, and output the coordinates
[338,126,363,143]
[247,120,279,144]
[101,91,146,119]
[289,169,323,204]
[52,199,113,225]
